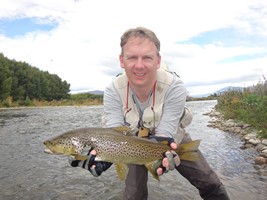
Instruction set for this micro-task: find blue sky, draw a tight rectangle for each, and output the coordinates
[0,18,56,37]
[0,0,266,96]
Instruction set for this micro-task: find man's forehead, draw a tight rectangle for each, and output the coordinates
[125,36,154,46]
[123,37,158,54]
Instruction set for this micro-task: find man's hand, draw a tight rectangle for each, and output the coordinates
[157,141,180,176]
[68,146,112,177]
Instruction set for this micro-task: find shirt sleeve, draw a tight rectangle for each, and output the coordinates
[155,74,187,138]
[102,82,125,127]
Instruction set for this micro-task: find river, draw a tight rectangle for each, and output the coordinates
[0,100,266,200]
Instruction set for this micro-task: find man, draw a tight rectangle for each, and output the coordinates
[70,27,230,200]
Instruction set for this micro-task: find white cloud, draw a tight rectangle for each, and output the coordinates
[0,0,266,96]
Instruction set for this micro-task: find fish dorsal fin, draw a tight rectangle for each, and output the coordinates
[115,163,128,180]
[145,160,162,181]
[112,126,132,136]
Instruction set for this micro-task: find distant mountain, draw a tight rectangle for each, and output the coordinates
[190,86,244,98]
[87,90,104,95]
[214,86,243,94]
[82,86,243,97]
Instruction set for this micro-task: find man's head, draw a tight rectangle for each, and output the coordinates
[120,27,160,56]
[119,27,161,94]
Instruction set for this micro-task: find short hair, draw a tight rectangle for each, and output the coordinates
[120,27,160,55]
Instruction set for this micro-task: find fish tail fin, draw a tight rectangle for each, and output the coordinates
[176,140,201,162]
[179,152,201,161]
[145,160,162,181]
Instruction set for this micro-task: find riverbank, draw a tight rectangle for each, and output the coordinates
[204,109,267,174]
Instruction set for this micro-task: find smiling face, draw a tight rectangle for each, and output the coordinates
[119,36,161,93]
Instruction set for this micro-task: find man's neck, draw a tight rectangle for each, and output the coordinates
[130,82,155,103]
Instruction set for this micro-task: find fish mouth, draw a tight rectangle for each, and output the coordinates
[44,148,54,154]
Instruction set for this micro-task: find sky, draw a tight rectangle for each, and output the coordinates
[0,0,266,97]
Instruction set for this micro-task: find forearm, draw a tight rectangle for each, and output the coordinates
[155,76,187,138]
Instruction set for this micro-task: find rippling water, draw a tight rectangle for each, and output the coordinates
[0,100,266,200]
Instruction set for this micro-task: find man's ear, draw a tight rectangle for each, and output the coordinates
[119,54,124,69]
[157,55,161,69]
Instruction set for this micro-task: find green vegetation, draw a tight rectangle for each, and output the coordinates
[0,53,103,108]
[69,93,103,105]
[0,93,103,107]
[0,53,70,107]
[215,80,267,138]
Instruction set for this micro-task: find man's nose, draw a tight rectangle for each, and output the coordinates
[135,58,145,68]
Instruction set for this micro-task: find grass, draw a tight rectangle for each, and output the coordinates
[215,82,267,139]
[0,94,103,108]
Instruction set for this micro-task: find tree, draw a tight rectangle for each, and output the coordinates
[0,53,71,102]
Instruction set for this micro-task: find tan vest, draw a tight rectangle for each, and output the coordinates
[113,68,173,133]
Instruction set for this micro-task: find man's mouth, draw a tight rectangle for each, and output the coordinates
[135,73,145,77]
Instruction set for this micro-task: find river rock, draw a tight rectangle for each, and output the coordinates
[224,119,236,127]
[255,144,265,152]
[206,110,267,173]
[254,157,267,165]
[244,132,257,140]
[241,143,254,149]
[242,124,251,129]
[248,138,261,145]
[262,139,267,146]
[262,149,267,154]
[259,152,267,158]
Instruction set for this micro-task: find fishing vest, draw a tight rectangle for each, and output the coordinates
[113,68,174,134]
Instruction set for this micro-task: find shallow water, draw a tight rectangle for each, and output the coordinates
[0,100,266,200]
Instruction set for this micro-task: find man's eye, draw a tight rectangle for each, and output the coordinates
[127,57,136,60]
[144,56,153,60]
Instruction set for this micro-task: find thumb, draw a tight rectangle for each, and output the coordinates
[170,142,178,150]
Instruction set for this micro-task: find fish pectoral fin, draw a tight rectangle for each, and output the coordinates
[115,163,128,180]
[73,154,88,161]
[145,160,162,181]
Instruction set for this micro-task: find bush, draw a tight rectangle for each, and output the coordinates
[216,82,267,138]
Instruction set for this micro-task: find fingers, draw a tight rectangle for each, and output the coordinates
[69,148,97,170]
[170,142,178,150]
[68,156,80,167]
[157,167,163,176]
[172,150,181,167]
[165,151,175,170]
[68,148,111,177]
[157,147,181,176]
[90,149,97,155]
[156,157,168,176]
[89,165,99,177]
[166,151,180,168]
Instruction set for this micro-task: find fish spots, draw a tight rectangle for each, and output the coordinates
[120,141,128,145]
[71,137,80,146]
[44,127,169,165]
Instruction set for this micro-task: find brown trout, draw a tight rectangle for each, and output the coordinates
[43,126,201,180]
